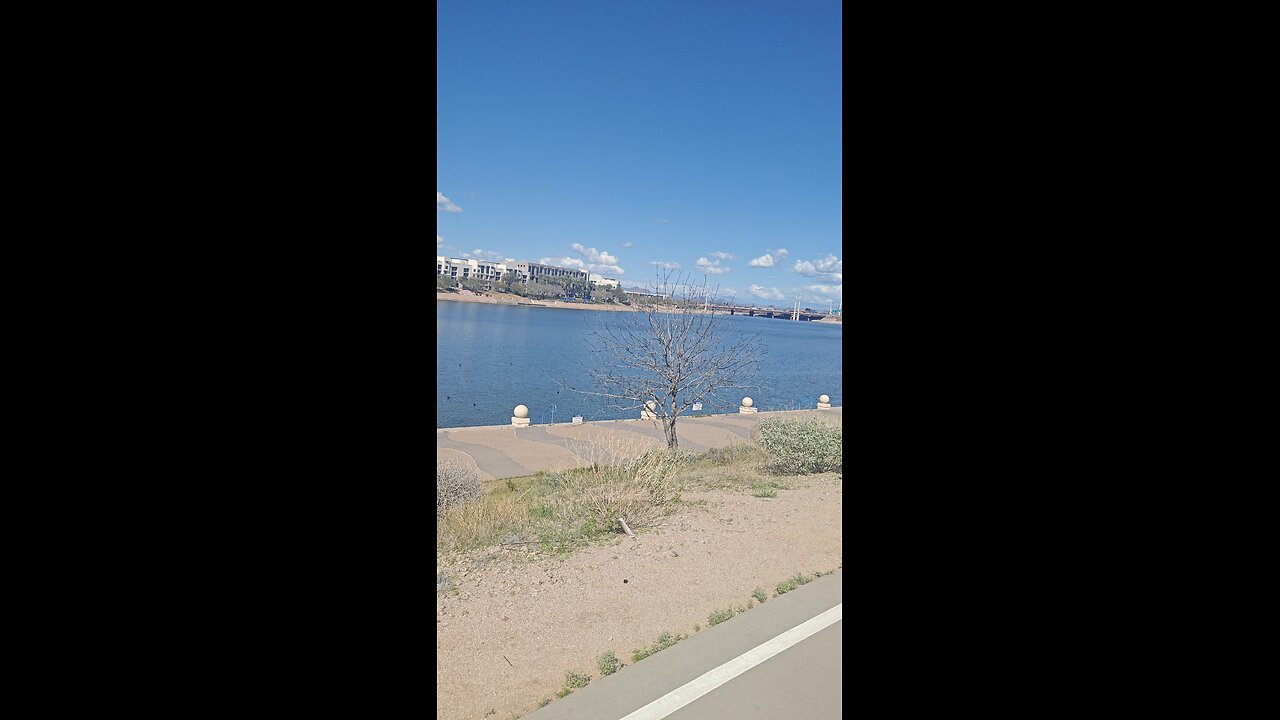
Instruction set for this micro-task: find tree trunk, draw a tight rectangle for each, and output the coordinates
[663,417,679,450]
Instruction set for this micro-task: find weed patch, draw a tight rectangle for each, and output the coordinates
[596,651,621,676]
[564,670,591,689]
[776,573,814,595]
[632,631,685,662]
[752,587,767,603]
[707,607,735,626]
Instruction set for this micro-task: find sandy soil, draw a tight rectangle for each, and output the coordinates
[435,474,843,720]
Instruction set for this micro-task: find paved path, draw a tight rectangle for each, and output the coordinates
[525,569,843,719]
[436,408,842,480]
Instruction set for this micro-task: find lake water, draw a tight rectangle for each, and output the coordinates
[436,301,843,428]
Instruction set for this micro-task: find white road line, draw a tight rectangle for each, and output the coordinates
[618,603,842,720]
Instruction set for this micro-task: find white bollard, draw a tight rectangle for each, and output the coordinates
[817,394,831,409]
[512,404,530,427]
[739,396,757,414]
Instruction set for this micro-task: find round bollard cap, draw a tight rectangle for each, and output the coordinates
[514,404,529,418]
[819,394,830,404]
[742,397,753,407]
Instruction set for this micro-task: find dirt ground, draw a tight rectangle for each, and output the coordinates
[435,474,843,720]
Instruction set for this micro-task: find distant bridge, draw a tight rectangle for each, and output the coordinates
[711,304,832,321]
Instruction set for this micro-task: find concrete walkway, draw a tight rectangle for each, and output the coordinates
[436,407,842,480]
[524,569,843,719]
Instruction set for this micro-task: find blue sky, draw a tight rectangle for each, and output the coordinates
[437,1,842,309]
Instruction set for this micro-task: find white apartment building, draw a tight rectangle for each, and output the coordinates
[436,256,592,289]
[437,256,509,288]
[513,262,589,284]
[589,274,621,288]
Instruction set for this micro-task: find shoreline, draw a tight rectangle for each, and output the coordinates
[437,290,641,312]
[435,405,842,433]
[437,290,842,322]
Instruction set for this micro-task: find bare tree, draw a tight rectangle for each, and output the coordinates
[565,271,762,450]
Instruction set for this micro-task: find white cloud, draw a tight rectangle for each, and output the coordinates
[650,218,669,224]
[710,251,734,260]
[437,191,462,212]
[464,248,504,261]
[649,260,682,270]
[806,284,843,299]
[571,243,620,266]
[437,235,444,247]
[791,254,842,283]
[539,256,586,269]
[540,255,625,275]
[749,284,786,300]
[695,257,731,275]
[750,248,791,268]
[548,243,626,274]
[622,241,634,248]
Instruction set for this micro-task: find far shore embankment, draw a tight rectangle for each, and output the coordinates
[437,290,642,313]
[437,290,842,321]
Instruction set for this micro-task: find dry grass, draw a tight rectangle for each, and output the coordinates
[437,492,529,552]
[436,435,835,559]
[437,460,482,515]
[554,437,689,529]
[673,444,772,491]
[437,435,689,556]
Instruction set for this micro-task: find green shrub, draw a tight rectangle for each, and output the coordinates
[752,587,767,604]
[776,573,813,595]
[652,632,681,652]
[565,670,591,689]
[437,461,482,515]
[756,418,841,474]
[632,631,684,662]
[707,607,734,626]
[597,651,621,676]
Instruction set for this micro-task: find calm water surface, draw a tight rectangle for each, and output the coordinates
[436,301,842,428]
